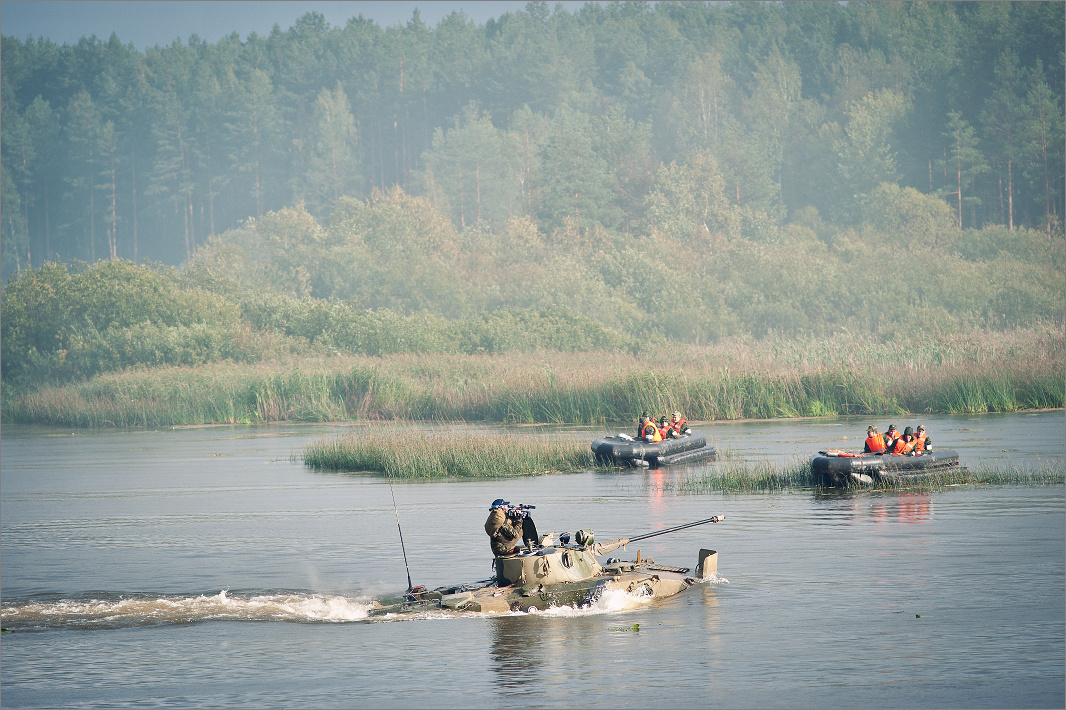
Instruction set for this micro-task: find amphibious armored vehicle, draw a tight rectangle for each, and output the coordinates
[369,520,722,616]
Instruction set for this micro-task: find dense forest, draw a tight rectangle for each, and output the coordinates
[3,1,1063,269]
[1,1,1064,397]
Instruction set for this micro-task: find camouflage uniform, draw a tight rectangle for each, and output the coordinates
[485,507,524,556]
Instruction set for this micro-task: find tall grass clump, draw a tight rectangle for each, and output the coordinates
[302,426,595,478]
[671,457,820,493]
[0,358,360,427]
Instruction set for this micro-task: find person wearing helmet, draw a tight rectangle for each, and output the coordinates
[485,499,525,557]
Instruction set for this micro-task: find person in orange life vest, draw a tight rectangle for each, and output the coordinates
[913,425,931,453]
[658,416,672,439]
[903,427,919,454]
[864,426,887,453]
[638,414,662,442]
[667,411,690,437]
[883,424,900,450]
[892,426,917,455]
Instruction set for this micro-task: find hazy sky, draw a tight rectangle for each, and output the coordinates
[1,1,593,50]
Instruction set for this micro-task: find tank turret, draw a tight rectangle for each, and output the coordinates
[495,542,602,587]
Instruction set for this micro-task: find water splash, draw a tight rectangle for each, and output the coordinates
[1,590,372,629]
[3,578,729,628]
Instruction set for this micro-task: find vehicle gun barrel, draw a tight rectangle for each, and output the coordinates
[628,515,724,543]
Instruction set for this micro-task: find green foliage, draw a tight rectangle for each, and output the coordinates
[535,105,622,232]
[0,259,254,385]
[418,102,522,229]
[644,149,732,243]
[238,293,459,356]
[948,225,1062,265]
[860,183,956,249]
[2,4,1064,414]
[2,2,1064,279]
[458,306,629,353]
[290,83,363,216]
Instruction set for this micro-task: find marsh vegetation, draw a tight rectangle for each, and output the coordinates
[3,326,1061,428]
[2,4,1062,432]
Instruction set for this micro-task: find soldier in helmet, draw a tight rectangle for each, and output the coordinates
[485,499,525,557]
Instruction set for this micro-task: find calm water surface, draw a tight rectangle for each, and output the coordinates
[2,412,1063,708]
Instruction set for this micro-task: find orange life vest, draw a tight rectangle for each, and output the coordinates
[865,435,887,453]
[640,422,662,442]
[669,418,688,434]
[893,437,915,455]
[913,433,927,453]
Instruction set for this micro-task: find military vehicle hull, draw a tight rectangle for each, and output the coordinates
[368,542,718,616]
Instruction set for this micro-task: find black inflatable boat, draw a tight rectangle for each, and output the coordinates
[592,432,717,468]
[812,449,960,486]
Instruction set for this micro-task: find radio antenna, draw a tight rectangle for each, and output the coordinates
[385,470,414,592]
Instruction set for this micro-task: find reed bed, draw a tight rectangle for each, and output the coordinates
[302,426,595,478]
[671,457,821,493]
[4,327,1062,428]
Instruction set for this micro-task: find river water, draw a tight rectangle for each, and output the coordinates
[2,411,1063,708]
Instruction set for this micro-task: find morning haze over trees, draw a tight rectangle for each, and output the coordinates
[1,1,1063,426]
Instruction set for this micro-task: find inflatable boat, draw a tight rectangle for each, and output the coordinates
[812,449,960,486]
[592,432,717,468]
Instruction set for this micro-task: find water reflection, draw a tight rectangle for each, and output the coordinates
[870,494,933,524]
[811,489,934,525]
[489,615,547,696]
